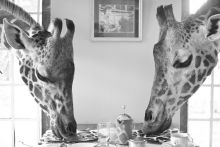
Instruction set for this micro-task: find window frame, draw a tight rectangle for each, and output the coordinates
[180,0,189,133]
[41,0,51,135]
[0,0,51,146]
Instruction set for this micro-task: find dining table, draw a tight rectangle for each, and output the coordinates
[35,128,197,147]
[36,142,164,147]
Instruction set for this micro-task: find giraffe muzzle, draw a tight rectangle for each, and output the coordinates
[142,106,172,135]
[51,115,77,141]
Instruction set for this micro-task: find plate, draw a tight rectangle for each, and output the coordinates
[39,130,98,144]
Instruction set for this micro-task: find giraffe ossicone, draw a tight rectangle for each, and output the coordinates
[143,3,220,135]
[1,0,77,141]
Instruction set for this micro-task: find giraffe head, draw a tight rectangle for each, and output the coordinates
[1,0,76,141]
[143,5,220,135]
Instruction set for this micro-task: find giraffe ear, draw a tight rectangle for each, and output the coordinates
[206,14,220,41]
[3,18,31,49]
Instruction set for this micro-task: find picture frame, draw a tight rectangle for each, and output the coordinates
[91,0,142,41]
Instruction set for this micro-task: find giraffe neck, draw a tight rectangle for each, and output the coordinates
[17,53,70,129]
[17,53,51,114]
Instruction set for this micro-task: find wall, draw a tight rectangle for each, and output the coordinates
[51,0,182,127]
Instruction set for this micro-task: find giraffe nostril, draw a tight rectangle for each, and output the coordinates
[145,110,153,122]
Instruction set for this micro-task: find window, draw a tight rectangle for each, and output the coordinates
[187,0,220,147]
[189,0,207,14]
[0,0,42,147]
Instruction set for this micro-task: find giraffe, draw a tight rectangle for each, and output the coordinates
[0,0,77,141]
[143,0,220,135]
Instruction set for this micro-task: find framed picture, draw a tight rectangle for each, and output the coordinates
[91,0,142,41]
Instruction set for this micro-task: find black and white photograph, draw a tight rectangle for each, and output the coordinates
[92,0,142,41]
[0,0,220,147]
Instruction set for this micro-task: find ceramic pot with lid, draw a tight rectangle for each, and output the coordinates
[116,113,134,144]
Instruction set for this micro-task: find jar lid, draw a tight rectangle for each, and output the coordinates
[117,113,132,121]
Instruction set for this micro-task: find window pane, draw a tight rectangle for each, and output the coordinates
[31,14,42,25]
[14,86,39,118]
[0,121,12,147]
[213,87,220,118]
[39,0,42,13]
[0,50,10,82]
[0,86,11,118]
[188,121,210,147]
[15,0,38,12]
[203,74,211,85]
[38,14,42,25]
[213,122,220,147]
[0,24,4,48]
[214,60,220,84]
[15,120,39,147]
[31,14,38,22]
[188,87,211,119]
[14,57,24,85]
[189,0,207,14]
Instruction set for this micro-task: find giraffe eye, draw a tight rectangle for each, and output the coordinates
[36,69,53,83]
[173,54,193,68]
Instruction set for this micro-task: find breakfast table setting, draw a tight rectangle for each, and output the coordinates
[36,130,195,147]
[36,112,198,147]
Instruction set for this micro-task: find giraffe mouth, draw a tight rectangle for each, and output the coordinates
[142,109,172,135]
[143,116,172,135]
[52,115,77,141]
